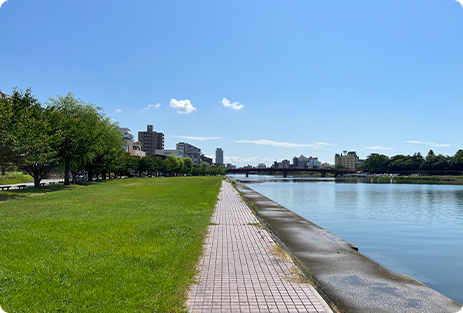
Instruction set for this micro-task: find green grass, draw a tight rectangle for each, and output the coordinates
[0,177,222,313]
[0,172,33,185]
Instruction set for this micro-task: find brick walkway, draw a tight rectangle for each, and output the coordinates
[187,181,330,313]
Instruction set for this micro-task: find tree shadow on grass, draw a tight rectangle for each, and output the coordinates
[0,181,101,201]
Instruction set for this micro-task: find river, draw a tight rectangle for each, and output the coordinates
[229,174,463,305]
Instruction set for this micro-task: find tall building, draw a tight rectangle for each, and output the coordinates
[216,148,224,164]
[138,125,164,157]
[335,151,360,170]
[176,142,202,165]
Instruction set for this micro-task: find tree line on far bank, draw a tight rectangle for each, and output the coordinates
[359,150,463,174]
[0,88,225,187]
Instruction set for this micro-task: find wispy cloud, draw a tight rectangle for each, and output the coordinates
[170,99,196,114]
[142,103,161,110]
[115,109,121,113]
[222,98,244,110]
[236,139,332,149]
[224,156,273,166]
[174,135,221,141]
[364,146,394,150]
[406,141,451,147]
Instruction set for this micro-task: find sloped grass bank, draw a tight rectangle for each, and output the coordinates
[0,172,33,185]
[0,177,221,312]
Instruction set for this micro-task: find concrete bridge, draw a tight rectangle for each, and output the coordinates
[227,167,357,177]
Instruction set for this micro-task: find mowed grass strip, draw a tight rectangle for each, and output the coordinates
[0,177,222,312]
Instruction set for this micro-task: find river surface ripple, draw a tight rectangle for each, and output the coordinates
[230,175,463,305]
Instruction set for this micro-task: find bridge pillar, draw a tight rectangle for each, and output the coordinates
[283,172,287,178]
[246,172,249,177]
[321,172,326,177]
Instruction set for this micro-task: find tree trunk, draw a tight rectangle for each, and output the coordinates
[34,174,41,188]
[64,161,71,185]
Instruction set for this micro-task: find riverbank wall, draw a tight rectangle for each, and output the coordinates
[230,178,462,313]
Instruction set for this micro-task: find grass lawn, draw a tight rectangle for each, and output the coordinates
[0,177,222,312]
[0,172,33,185]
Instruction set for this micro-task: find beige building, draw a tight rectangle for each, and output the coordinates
[335,151,360,170]
[127,141,146,157]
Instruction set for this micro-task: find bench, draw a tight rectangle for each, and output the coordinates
[17,185,27,189]
[0,186,11,191]
[49,182,56,185]
[40,183,46,187]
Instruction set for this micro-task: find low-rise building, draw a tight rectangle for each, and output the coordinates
[293,155,321,168]
[273,160,291,168]
[127,141,146,157]
[154,149,183,158]
[201,154,213,165]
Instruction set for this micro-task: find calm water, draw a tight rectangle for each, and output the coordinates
[230,175,463,304]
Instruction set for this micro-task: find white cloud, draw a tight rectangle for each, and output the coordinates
[224,156,273,166]
[143,103,161,110]
[406,141,451,148]
[364,146,394,150]
[115,109,121,113]
[236,139,332,149]
[222,98,244,110]
[170,99,196,114]
[173,135,220,141]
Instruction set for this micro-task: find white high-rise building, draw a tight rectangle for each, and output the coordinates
[216,148,224,164]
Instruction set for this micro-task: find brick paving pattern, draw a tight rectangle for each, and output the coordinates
[187,181,329,313]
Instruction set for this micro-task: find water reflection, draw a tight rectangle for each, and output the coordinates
[230,174,463,304]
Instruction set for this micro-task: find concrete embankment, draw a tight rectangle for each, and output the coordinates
[232,179,462,313]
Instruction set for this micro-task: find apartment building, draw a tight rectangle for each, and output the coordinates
[335,151,360,170]
[176,142,202,165]
[138,125,164,157]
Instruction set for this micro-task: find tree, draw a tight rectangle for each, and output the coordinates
[0,88,61,187]
[83,117,125,181]
[201,162,210,175]
[166,155,182,176]
[47,93,106,185]
[358,153,390,173]
[182,157,193,175]
[451,150,463,170]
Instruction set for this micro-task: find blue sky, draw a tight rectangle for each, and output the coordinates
[1,0,462,166]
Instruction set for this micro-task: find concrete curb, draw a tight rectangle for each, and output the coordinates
[231,178,462,313]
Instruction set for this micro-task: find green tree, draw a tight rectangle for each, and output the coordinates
[201,162,210,176]
[0,88,59,187]
[47,93,105,185]
[451,150,463,170]
[182,157,193,175]
[358,153,390,173]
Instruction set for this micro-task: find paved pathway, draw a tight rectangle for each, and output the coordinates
[0,179,63,191]
[187,181,331,313]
